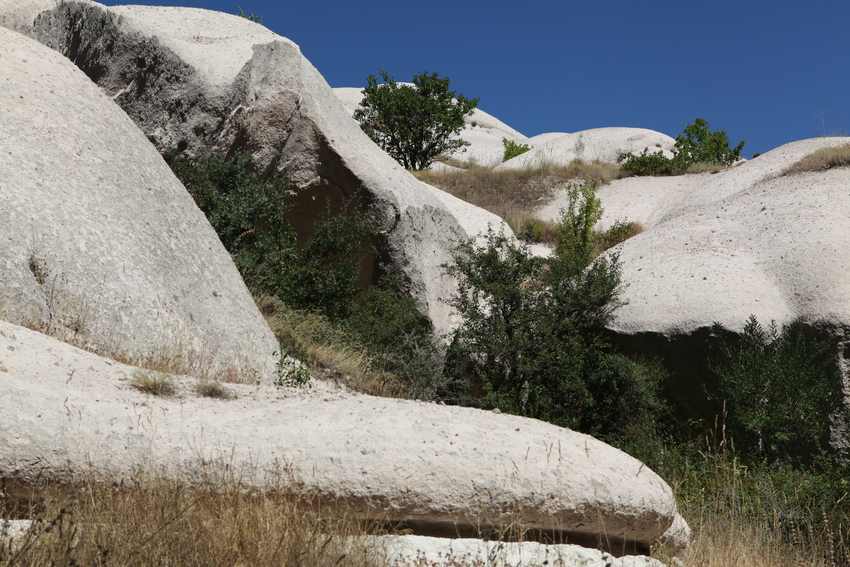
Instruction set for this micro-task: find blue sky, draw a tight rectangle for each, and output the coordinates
[103,1,850,156]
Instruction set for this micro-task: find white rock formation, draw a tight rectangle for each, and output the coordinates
[1,1,509,336]
[0,319,682,550]
[366,535,667,567]
[589,137,850,335]
[528,131,571,145]
[500,127,675,170]
[0,26,278,379]
[334,87,530,167]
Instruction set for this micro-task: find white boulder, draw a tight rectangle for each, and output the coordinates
[592,137,850,335]
[0,320,682,550]
[367,535,667,567]
[500,127,675,170]
[0,26,278,379]
[4,2,509,336]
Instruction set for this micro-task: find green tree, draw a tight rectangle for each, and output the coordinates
[444,184,664,437]
[354,71,478,170]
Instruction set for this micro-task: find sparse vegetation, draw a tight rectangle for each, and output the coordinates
[783,143,850,176]
[131,371,177,397]
[354,71,478,170]
[501,137,531,162]
[236,6,262,23]
[415,161,622,226]
[194,380,236,400]
[620,118,745,176]
[0,476,382,566]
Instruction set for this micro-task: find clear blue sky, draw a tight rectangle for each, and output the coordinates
[103,0,850,156]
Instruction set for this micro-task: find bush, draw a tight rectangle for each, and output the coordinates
[712,316,847,465]
[502,138,531,162]
[444,184,664,437]
[170,155,371,318]
[619,118,745,176]
[354,71,478,170]
[783,143,850,176]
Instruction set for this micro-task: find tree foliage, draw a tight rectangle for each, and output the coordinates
[354,71,478,170]
[619,118,745,176]
[502,138,531,162]
[444,184,664,437]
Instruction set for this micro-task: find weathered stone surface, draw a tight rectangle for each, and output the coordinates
[334,87,530,168]
[365,535,667,566]
[0,320,681,549]
[0,26,277,379]
[2,2,508,336]
[591,137,850,335]
[500,127,675,169]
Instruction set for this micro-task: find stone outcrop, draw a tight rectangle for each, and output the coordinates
[364,535,668,566]
[0,320,683,552]
[0,25,278,379]
[500,127,675,169]
[2,1,508,336]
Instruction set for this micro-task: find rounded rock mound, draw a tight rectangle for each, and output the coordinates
[0,319,682,553]
[0,26,278,379]
[499,127,675,170]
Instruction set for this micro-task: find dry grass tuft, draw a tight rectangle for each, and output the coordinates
[257,296,407,398]
[0,477,383,566]
[194,380,236,400]
[130,370,177,397]
[415,161,622,224]
[685,161,731,175]
[783,143,850,176]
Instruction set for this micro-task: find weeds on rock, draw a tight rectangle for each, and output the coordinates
[131,371,176,397]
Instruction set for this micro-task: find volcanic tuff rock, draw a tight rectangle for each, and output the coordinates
[500,127,675,169]
[0,319,683,552]
[0,26,278,378]
[2,1,508,336]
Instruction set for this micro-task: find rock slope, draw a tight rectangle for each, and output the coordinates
[0,26,278,379]
[2,1,508,336]
[500,127,674,169]
[593,137,850,335]
[0,319,681,552]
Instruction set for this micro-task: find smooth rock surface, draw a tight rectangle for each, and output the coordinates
[500,127,674,169]
[334,86,530,167]
[367,535,667,566]
[0,320,681,548]
[0,26,277,379]
[3,2,509,336]
[590,137,850,335]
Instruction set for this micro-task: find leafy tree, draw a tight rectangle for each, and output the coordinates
[444,184,664,437]
[713,317,847,465]
[619,118,745,176]
[502,138,531,162]
[354,71,478,170]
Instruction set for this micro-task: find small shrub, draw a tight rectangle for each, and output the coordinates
[619,148,677,176]
[506,214,558,244]
[620,118,745,176]
[594,220,643,254]
[131,371,176,397]
[194,380,236,400]
[783,143,850,176]
[275,355,311,388]
[354,71,478,170]
[711,317,847,465]
[444,184,663,437]
[236,6,262,23]
[502,138,531,162]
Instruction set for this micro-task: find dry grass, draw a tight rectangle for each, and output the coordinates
[194,380,236,400]
[685,161,731,174]
[0,477,383,566]
[783,143,850,176]
[130,370,177,397]
[415,161,622,223]
[257,296,407,398]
